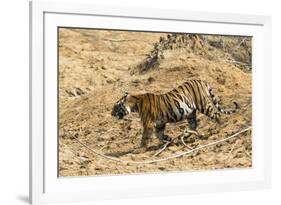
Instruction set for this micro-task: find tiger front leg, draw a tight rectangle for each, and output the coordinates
[152,123,172,156]
[133,123,154,154]
[140,125,154,148]
[155,124,172,144]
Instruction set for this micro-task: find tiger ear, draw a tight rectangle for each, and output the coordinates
[124,91,129,97]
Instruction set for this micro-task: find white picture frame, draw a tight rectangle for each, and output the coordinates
[29,1,272,204]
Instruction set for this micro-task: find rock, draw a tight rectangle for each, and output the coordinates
[65,89,75,97]
[147,77,155,83]
[106,79,114,84]
[75,87,85,96]
[84,130,91,136]
[158,167,166,171]
[216,76,226,85]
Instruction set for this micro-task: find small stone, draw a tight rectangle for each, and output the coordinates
[147,77,155,83]
[106,79,114,84]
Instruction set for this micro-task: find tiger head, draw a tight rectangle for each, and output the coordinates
[111,92,139,119]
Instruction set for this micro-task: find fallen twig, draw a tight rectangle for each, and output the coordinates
[101,38,136,42]
[223,59,250,67]
[73,126,252,165]
[226,139,239,160]
[180,135,193,150]
[234,37,247,51]
[229,139,239,154]
[244,149,251,158]
[153,141,171,157]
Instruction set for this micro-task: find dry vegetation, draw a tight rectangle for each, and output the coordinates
[58,28,252,177]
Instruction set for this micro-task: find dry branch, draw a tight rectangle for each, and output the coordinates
[73,126,252,165]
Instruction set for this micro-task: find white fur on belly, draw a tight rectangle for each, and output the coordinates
[179,101,192,116]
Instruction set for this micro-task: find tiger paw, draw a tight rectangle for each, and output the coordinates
[160,135,172,143]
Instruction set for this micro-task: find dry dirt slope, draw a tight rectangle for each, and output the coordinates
[58,28,252,176]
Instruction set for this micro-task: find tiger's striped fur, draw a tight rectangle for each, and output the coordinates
[111,79,238,149]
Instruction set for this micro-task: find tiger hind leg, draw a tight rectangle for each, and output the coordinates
[181,111,202,147]
[133,124,153,154]
[185,110,200,136]
[187,110,198,129]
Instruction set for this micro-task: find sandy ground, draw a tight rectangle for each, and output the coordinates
[58,28,252,177]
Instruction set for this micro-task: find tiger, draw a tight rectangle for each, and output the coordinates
[111,79,238,151]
